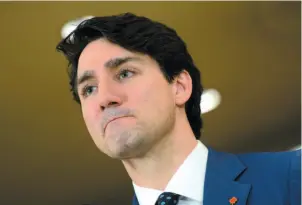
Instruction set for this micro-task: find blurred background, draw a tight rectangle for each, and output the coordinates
[0,2,300,205]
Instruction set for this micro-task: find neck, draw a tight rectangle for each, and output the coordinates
[121,115,198,190]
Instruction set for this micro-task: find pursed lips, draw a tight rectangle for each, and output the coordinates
[103,116,130,131]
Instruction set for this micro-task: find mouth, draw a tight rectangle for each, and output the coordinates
[104,116,131,132]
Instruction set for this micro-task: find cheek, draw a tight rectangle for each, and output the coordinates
[129,82,154,105]
[81,101,99,126]
[132,80,173,112]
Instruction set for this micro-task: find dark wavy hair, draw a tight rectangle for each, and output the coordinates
[56,12,203,139]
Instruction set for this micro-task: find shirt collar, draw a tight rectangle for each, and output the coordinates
[133,140,208,205]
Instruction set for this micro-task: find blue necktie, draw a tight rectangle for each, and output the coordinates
[155,192,180,205]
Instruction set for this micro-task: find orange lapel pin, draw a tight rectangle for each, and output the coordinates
[229,196,238,205]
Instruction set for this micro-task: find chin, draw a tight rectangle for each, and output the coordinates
[102,128,147,158]
[105,142,144,160]
[105,149,135,159]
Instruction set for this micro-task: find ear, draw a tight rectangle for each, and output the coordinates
[173,70,193,106]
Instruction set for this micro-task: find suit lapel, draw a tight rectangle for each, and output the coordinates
[132,148,252,205]
[203,148,251,205]
[132,195,139,205]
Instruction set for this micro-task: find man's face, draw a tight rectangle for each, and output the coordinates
[77,39,177,159]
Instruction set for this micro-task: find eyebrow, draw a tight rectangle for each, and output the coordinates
[76,56,142,87]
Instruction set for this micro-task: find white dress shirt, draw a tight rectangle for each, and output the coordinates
[133,140,208,205]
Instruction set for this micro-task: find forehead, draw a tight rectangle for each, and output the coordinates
[78,39,135,69]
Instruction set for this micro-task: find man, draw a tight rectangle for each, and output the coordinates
[56,13,301,205]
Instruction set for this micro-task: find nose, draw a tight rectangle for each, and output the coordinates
[97,81,122,111]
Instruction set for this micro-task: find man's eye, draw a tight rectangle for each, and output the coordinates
[81,86,97,98]
[118,69,135,80]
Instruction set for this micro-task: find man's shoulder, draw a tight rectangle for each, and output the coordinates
[209,147,301,166]
[234,149,301,180]
[207,147,301,182]
[236,149,301,166]
[233,149,301,204]
[208,147,301,168]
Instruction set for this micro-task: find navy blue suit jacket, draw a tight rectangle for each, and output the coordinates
[132,148,301,205]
